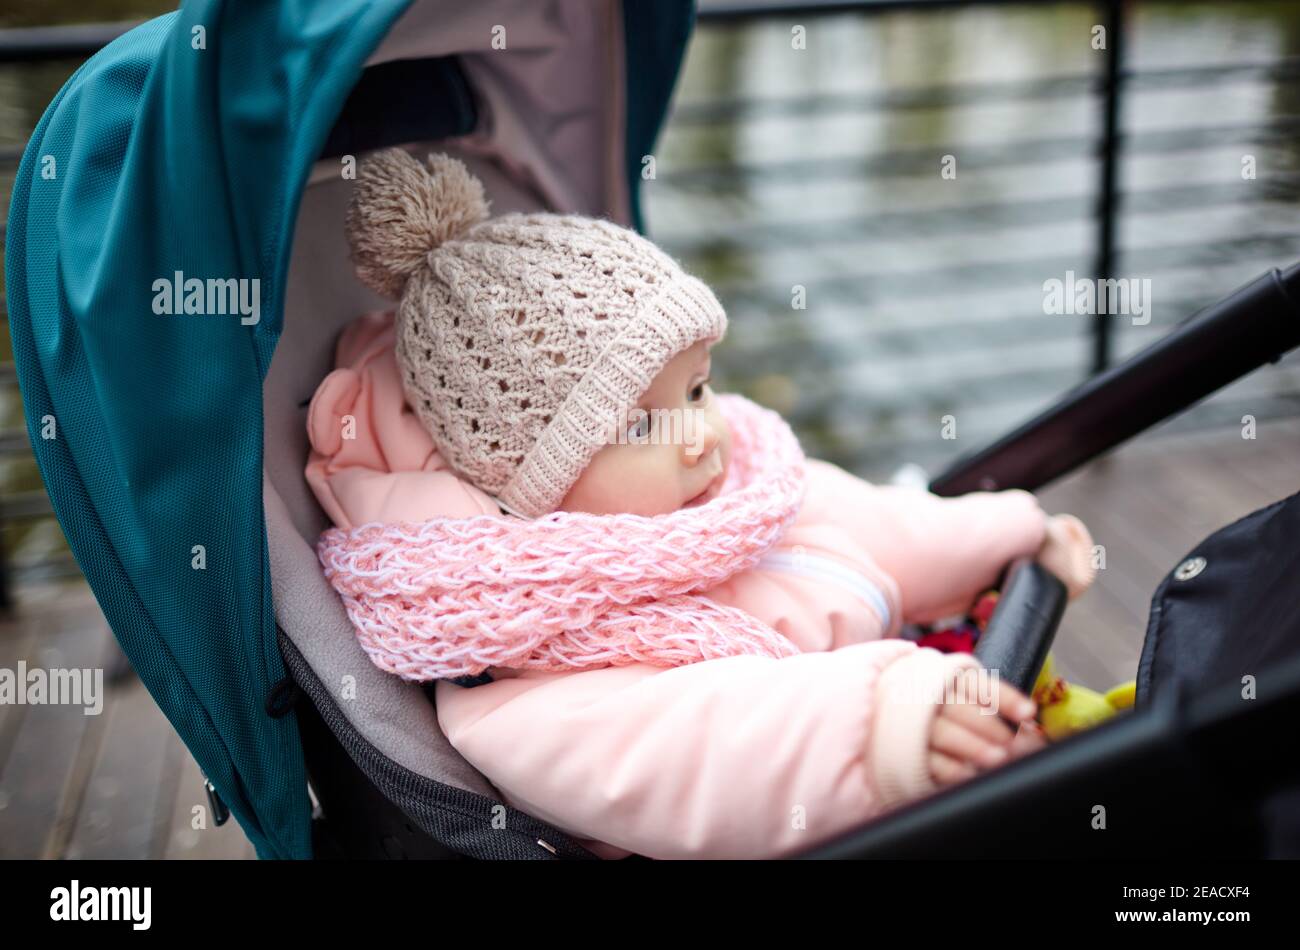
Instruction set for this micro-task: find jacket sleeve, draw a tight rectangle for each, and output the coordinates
[805,460,1050,625]
[435,641,981,859]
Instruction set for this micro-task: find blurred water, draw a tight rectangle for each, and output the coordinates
[647,0,1300,481]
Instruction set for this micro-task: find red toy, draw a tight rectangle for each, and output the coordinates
[915,589,1000,654]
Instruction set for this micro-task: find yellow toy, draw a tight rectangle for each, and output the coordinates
[1031,653,1136,741]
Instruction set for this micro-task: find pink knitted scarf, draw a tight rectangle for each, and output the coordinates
[316,393,807,681]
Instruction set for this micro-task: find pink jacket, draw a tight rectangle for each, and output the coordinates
[306,312,1050,859]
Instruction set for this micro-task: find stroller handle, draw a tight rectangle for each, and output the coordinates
[972,557,1066,695]
[797,618,1300,859]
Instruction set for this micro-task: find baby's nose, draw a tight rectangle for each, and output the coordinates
[684,415,719,462]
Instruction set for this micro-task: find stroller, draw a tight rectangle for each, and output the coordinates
[6,0,1300,860]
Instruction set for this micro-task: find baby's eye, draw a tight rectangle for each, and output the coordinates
[627,412,652,442]
[690,377,711,402]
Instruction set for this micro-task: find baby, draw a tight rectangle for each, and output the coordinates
[560,335,1090,788]
[326,148,1098,859]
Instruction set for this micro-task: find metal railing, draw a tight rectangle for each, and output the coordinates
[690,0,1125,377]
[667,0,1300,469]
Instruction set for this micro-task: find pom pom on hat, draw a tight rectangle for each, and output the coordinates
[345,149,491,299]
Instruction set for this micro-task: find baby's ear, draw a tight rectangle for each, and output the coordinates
[306,368,362,457]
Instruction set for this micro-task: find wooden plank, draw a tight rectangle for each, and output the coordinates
[63,672,175,859]
[1,577,256,860]
[0,610,38,774]
[1132,432,1284,550]
[1166,460,1280,533]
[1051,615,1123,689]
[1070,450,1218,581]
[0,582,105,782]
[1053,574,1147,687]
[1038,465,1173,657]
[34,611,119,861]
[0,600,113,858]
[1200,417,1300,505]
[1035,432,1218,686]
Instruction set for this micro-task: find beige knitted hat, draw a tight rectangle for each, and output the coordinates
[345,148,728,519]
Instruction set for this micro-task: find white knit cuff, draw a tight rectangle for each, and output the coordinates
[869,649,983,809]
[498,274,728,518]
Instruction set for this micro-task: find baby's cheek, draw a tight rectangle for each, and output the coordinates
[630,452,689,514]
[572,448,680,515]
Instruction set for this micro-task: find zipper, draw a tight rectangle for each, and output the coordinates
[202,773,231,826]
[756,550,893,630]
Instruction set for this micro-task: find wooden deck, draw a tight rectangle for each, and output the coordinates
[0,583,256,859]
[0,415,1294,859]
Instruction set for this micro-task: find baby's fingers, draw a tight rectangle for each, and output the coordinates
[945,666,1033,733]
[931,715,1010,769]
[941,695,1017,746]
[991,679,1038,723]
[929,750,977,786]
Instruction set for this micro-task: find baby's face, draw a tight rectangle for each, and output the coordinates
[558,340,731,517]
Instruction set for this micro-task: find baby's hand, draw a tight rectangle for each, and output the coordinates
[928,666,1037,788]
[1036,513,1097,601]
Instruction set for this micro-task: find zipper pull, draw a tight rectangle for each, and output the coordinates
[202,774,231,826]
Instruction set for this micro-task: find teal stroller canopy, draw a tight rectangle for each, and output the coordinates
[5,0,693,858]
